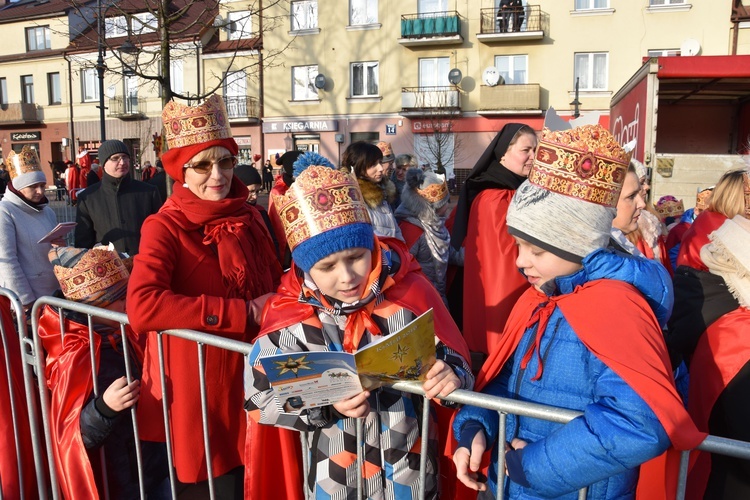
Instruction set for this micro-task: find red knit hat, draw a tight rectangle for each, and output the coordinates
[161,95,238,183]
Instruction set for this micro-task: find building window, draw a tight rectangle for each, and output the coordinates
[105,16,128,38]
[494,55,528,84]
[291,0,318,31]
[227,11,252,39]
[419,57,450,87]
[81,68,99,102]
[0,78,7,107]
[648,49,681,57]
[574,52,608,91]
[351,62,379,97]
[574,0,609,9]
[350,0,378,25]
[21,75,34,104]
[132,12,157,35]
[47,72,61,105]
[650,0,685,4]
[26,26,51,51]
[418,0,448,14]
[292,65,318,101]
[170,60,183,96]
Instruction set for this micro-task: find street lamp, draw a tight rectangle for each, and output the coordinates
[96,0,107,141]
[569,77,581,119]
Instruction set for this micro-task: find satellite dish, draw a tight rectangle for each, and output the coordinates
[212,15,225,27]
[680,39,701,56]
[482,66,501,87]
[448,68,462,85]
[314,74,327,89]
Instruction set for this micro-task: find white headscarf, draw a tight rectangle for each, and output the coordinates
[701,215,750,307]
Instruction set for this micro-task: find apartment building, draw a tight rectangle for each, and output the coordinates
[0,0,263,182]
[261,0,750,177]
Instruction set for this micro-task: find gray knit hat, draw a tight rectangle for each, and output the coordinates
[97,140,130,165]
[507,123,629,263]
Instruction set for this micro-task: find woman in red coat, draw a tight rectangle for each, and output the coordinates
[127,95,301,499]
[448,123,537,371]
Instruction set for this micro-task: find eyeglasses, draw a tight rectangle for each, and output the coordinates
[108,154,130,164]
[184,156,237,175]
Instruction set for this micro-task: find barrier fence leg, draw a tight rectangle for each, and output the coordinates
[86,317,111,500]
[676,450,690,500]
[119,322,146,499]
[157,334,178,500]
[196,343,216,499]
[356,417,364,500]
[418,396,430,500]
[496,412,506,500]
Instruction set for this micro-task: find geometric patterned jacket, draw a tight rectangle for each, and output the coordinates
[245,244,473,499]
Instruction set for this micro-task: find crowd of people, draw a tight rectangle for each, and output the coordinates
[1,95,749,500]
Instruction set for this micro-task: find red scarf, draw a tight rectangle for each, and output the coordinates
[260,237,470,362]
[474,281,705,500]
[165,178,281,300]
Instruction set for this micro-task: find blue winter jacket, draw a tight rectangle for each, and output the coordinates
[454,249,673,499]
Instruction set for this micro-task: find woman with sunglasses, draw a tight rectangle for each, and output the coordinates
[127,96,301,499]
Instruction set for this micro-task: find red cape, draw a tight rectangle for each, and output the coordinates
[686,307,750,499]
[676,211,726,271]
[665,221,690,252]
[460,189,529,357]
[0,297,37,499]
[473,282,705,500]
[399,220,424,249]
[36,305,146,499]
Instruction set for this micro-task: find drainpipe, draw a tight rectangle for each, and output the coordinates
[258,0,265,160]
[64,54,75,160]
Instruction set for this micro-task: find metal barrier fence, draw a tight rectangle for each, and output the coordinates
[0,291,747,499]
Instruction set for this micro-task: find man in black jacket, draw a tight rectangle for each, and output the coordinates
[75,140,162,255]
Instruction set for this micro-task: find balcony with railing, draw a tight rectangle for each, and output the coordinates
[478,83,542,115]
[401,87,460,114]
[399,11,462,46]
[0,103,40,124]
[477,5,547,43]
[108,96,146,119]
[223,96,260,121]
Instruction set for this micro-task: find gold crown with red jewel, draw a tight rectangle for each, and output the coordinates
[5,145,42,180]
[51,247,131,305]
[528,125,630,208]
[273,166,371,252]
[417,180,449,203]
[161,94,232,150]
[655,198,685,220]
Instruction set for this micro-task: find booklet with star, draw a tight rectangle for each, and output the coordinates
[258,309,436,411]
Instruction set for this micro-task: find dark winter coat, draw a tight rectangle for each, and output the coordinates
[75,171,162,255]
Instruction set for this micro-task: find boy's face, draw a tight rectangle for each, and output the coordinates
[308,247,372,303]
[97,297,126,328]
[513,236,582,292]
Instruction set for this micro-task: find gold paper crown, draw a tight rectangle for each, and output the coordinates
[655,199,685,220]
[52,248,130,303]
[695,187,714,213]
[418,181,449,204]
[273,166,371,252]
[161,94,232,150]
[377,141,394,160]
[744,172,750,218]
[5,145,42,181]
[528,125,630,208]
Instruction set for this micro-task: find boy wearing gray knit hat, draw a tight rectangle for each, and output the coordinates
[452,122,698,499]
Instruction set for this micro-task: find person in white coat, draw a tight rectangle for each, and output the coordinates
[0,146,60,313]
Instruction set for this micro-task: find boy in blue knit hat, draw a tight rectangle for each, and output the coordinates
[244,152,474,499]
